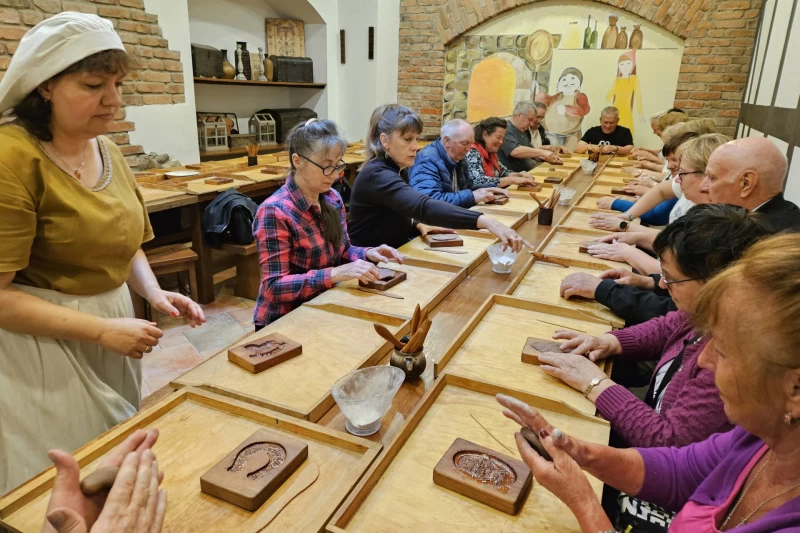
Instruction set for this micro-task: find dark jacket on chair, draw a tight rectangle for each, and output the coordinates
[202,188,259,247]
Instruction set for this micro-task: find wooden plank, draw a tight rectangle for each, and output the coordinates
[538,228,633,271]
[507,256,625,328]
[138,186,188,204]
[304,262,466,320]
[398,233,496,273]
[559,207,617,234]
[575,196,615,210]
[328,374,609,532]
[434,295,612,416]
[0,388,381,533]
[173,306,406,422]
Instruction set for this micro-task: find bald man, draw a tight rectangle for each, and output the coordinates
[701,137,800,230]
[410,119,507,207]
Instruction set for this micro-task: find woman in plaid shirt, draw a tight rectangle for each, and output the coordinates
[252,120,402,327]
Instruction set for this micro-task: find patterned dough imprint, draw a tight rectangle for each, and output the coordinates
[453,451,516,493]
[227,442,287,479]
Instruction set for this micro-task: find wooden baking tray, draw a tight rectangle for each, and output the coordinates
[469,195,541,220]
[456,211,527,235]
[139,172,256,195]
[575,196,614,210]
[594,173,632,186]
[434,295,612,416]
[173,306,407,422]
[538,228,633,271]
[304,259,466,320]
[232,167,288,184]
[559,206,619,234]
[398,233,497,273]
[0,388,381,533]
[507,256,625,328]
[586,183,623,197]
[137,186,188,204]
[326,374,609,532]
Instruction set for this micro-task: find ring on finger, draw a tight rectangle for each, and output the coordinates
[145,346,153,353]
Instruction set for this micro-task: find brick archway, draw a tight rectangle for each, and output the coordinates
[398,0,761,137]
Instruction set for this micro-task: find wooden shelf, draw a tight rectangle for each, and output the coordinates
[199,142,286,162]
[193,77,326,89]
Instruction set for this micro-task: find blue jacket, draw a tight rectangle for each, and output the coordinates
[611,198,678,226]
[409,140,475,208]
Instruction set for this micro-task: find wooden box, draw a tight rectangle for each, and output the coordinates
[434,295,612,416]
[326,374,610,532]
[191,43,223,78]
[538,228,633,271]
[0,388,381,533]
[200,429,308,511]
[359,268,406,290]
[422,234,464,248]
[508,255,625,328]
[306,260,465,320]
[521,336,563,365]
[227,332,302,374]
[173,306,406,422]
[269,56,314,83]
[433,438,532,515]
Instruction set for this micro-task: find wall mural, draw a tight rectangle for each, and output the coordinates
[443,1,685,149]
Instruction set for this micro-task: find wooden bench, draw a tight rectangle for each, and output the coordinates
[221,242,260,301]
[131,244,198,320]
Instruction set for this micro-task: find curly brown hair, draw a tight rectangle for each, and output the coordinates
[13,49,131,141]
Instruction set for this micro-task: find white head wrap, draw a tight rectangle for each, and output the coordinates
[0,12,125,113]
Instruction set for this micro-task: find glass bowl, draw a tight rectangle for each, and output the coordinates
[580,159,597,175]
[486,243,519,274]
[557,187,576,205]
[331,366,405,436]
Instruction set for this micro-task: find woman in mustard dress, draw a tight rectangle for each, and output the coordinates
[606,50,643,135]
[0,13,205,493]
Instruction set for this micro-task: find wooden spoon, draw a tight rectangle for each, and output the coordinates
[373,323,404,351]
[248,462,320,533]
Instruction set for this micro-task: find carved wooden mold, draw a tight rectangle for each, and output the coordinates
[228,333,302,374]
[204,177,235,185]
[358,268,406,290]
[521,336,562,365]
[544,176,564,184]
[433,438,532,514]
[422,234,464,248]
[200,429,308,511]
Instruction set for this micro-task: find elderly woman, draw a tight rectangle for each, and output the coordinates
[348,104,532,251]
[464,117,539,189]
[498,232,800,533]
[546,205,772,448]
[252,119,402,328]
[0,13,204,492]
[586,134,728,274]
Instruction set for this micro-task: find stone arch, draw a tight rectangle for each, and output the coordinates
[398,0,761,137]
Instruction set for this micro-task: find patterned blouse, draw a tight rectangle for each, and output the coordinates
[464,147,511,188]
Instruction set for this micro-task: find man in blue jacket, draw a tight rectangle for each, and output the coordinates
[409,119,508,207]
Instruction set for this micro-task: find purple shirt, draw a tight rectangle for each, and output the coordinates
[636,427,800,532]
[596,310,732,447]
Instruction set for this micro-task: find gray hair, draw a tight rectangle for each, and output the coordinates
[285,119,347,173]
[601,106,620,118]
[533,102,547,113]
[513,101,536,116]
[441,118,471,140]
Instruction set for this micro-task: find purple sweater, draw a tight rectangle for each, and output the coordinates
[596,311,732,447]
[636,427,800,532]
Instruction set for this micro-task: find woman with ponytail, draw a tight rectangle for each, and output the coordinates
[252,119,402,328]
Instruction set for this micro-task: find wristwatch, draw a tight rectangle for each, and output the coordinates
[618,220,629,231]
[584,377,610,398]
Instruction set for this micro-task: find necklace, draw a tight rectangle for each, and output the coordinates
[49,141,88,180]
[721,453,800,529]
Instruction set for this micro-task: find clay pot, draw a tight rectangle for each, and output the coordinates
[615,27,629,49]
[221,49,235,80]
[601,15,618,49]
[630,25,643,49]
[264,56,273,81]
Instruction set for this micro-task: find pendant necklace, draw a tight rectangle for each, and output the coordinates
[50,141,88,180]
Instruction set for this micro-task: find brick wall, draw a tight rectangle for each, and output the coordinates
[399,0,762,137]
[0,0,185,163]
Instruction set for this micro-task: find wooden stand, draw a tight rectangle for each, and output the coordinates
[200,428,308,511]
[433,437,532,515]
[422,234,464,248]
[359,269,406,290]
[228,333,302,374]
[521,337,562,365]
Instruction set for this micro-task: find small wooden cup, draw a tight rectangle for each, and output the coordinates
[537,207,554,226]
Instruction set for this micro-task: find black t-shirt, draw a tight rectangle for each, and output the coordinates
[581,125,633,147]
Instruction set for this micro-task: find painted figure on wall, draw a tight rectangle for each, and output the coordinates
[606,49,643,135]
[536,67,591,151]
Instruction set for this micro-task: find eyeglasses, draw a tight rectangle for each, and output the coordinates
[297,154,347,176]
[676,170,703,180]
[659,259,700,285]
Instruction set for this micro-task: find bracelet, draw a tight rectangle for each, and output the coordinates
[623,211,633,222]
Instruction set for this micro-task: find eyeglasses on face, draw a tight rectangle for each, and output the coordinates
[297,154,347,176]
[659,259,700,285]
[676,170,703,180]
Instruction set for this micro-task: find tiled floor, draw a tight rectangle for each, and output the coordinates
[141,281,255,399]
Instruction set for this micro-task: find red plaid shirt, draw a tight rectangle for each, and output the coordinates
[252,177,369,325]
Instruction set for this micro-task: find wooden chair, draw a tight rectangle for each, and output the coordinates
[130,244,199,320]
[221,242,260,301]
